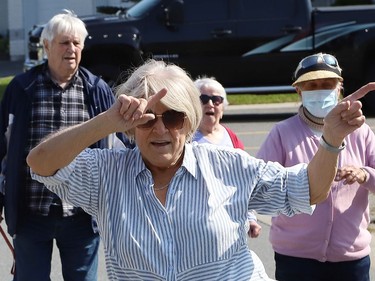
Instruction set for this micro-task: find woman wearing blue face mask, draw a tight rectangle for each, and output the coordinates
[256,53,375,281]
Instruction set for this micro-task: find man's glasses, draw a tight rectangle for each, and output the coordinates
[137,110,186,130]
[200,94,224,106]
[294,53,341,79]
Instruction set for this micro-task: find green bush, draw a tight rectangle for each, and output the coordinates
[0,35,9,57]
[228,93,299,105]
[0,76,12,100]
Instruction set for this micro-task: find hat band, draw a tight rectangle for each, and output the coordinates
[295,63,341,80]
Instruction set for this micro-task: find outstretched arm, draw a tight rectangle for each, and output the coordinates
[27,89,167,176]
[307,82,375,204]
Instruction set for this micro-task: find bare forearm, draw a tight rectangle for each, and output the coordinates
[27,113,113,176]
[307,144,339,204]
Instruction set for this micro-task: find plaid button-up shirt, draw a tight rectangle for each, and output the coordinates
[25,69,90,216]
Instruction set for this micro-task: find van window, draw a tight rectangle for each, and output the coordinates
[126,0,161,19]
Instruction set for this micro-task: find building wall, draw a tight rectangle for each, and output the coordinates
[7,0,105,61]
[8,0,23,61]
[5,0,137,61]
[0,0,8,36]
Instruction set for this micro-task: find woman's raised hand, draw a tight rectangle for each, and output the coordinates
[106,88,167,132]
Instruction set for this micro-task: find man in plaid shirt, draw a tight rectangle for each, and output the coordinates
[0,10,129,281]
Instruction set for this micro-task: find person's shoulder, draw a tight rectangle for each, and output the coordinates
[221,124,233,132]
[7,65,42,89]
[362,122,373,131]
[190,142,257,172]
[350,122,374,138]
[273,114,300,129]
[78,67,113,94]
[192,130,204,143]
[78,66,105,85]
[279,114,300,124]
[222,124,239,136]
[191,141,246,156]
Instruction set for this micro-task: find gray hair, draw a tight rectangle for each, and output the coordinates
[115,59,202,142]
[194,76,229,108]
[41,10,88,46]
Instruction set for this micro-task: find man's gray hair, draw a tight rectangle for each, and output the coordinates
[41,9,88,46]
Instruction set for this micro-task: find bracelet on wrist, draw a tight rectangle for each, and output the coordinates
[319,135,346,153]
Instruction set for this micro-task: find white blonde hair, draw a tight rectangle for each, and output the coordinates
[115,59,202,142]
[194,76,229,108]
[41,10,88,47]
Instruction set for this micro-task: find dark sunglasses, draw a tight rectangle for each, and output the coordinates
[200,94,224,105]
[294,53,341,79]
[137,110,186,130]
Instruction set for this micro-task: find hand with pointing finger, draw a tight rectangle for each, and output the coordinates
[106,88,167,133]
[322,82,375,147]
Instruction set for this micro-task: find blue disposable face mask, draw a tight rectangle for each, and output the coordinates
[301,89,338,118]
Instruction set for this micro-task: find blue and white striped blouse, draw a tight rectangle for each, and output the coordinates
[31,143,312,281]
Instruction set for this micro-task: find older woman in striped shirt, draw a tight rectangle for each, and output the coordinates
[26,59,373,281]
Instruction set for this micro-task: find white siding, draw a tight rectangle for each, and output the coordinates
[35,0,95,23]
[7,0,111,61]
[8,0,24,60]
[0,0,9,36]
[0,0,154,60]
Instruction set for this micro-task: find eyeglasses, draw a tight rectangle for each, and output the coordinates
[137,110,186,130]
[294,53,341,79]
[200,94,224,106]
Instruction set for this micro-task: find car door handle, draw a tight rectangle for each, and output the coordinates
[211,29,233,38]
[281,25,302,34]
